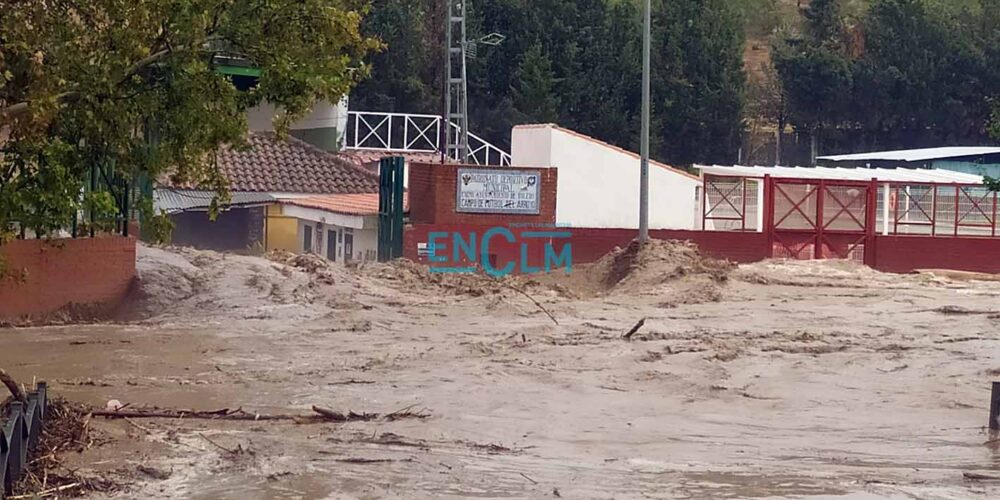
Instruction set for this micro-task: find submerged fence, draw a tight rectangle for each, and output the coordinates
[1,382,47,498]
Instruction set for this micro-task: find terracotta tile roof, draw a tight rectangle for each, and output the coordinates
[279,193,409,216]
[212,132,380,194]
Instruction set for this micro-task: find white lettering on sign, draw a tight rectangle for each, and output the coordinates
[456,169,542,215]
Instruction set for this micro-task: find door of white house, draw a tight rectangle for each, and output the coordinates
[344,232,354,262]
[303,225,313,253]
[326,230,337,261]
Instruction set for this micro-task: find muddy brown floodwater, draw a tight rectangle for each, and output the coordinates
[4,244,1000,499]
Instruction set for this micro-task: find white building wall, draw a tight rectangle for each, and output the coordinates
[511,124,702,229]
[350,225,379,262]
[288,207,378,263]
[247,97,349,148]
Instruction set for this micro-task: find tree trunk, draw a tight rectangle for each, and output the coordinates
[810,129,819,166]
[775,121,784,166]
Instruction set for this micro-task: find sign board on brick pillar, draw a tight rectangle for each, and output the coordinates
[456,168,541,215]
[407,162,557,226]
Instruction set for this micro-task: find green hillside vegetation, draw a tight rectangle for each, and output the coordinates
[353,0,999,166]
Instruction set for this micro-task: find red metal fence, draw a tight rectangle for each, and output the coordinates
[767,178,874,264]
[401,174,1000,275]
[888,183,998,237]
[703,174,1000,266]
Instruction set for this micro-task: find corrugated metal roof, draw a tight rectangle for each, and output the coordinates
[817,147,1000,163]
[695,165,984,184]
[154,189,275,214]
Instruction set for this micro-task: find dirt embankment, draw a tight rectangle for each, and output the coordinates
[527,239,735,306]
[125,245,356,325]
[351,238,736,309]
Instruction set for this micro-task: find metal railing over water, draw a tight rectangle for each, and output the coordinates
[1,381,47,498]
[344,111,512,166]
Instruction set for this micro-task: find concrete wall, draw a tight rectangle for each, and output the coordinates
[512,124,702,229]
[0,237,137,321]
[351,226,378,262]
[265,205,299,252]
[247,97,349,152]
[296,219,377,262]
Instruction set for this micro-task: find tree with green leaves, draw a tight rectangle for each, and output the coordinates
[805,0,846,42]
[0,0,379,240]
[771,0,853,162]
[511,44,560,123]
[991,103,1000,141]
[652,0,746,165]
[347,0,746,166]
[746,62,788,164]
[853,0,988,146]
[350,0,441,114]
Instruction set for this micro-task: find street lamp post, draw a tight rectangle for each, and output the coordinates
[639,0,651,243]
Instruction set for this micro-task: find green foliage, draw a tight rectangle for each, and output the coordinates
[351,0,747,166]
[773,0,998,151]
[854,0,986,143]
[350,0,440,113]
[986,101,1000,191]
[772,0,851,137]
[991,102,1000,141]
[805,0,846,43]
[136,196,175,244]
[638,0,747,164]
[83,191,119,233]
[730,0,791,38]
[512,44,560,124]
[773,41,853,131]
[0,0,379,237]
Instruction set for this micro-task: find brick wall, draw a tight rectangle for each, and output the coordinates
[0,237,137,321]
[408,163,557,225]
[404,223,1000,275]
[404,225,771,272]
[872,235,1000,274]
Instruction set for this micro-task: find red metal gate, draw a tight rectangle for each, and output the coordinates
[766,178,876,263]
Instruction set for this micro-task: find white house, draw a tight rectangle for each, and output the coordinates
[247,98,350,153]
[511,124,702,229]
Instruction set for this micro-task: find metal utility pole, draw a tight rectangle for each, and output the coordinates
[444,0,470,163]
[638,0,651,243]
[443,1,503,164]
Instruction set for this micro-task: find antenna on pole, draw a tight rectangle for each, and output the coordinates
[444,0,503,164]
[445,0,470,163]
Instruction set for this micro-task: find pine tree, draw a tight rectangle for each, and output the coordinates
[654,0,747,165]
[512,45,560,123]
[350,0,438,113]
[805,0,846,44]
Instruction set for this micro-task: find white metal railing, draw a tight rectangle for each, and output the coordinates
[345,111,511,166]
